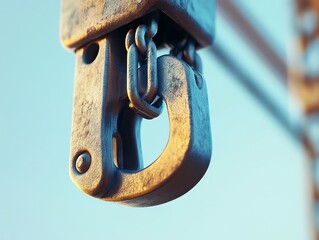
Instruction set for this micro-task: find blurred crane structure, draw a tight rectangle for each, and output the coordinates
[215,0,319,238]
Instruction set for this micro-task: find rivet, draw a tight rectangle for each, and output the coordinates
[75,152,91,174]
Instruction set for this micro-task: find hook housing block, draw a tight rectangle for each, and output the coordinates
[61,0,216,50]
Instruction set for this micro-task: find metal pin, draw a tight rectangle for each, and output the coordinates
[75,152,91,174]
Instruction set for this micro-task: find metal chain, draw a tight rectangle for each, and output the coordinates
[170,38,203,74]
[135,18,158,57]
[126,19,203,119]
[126,17,163,119]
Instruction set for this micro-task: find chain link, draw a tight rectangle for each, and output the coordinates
[126,18,203,119]
[170,38,203,74]
[126,17,163,119]
[135,18,158,56]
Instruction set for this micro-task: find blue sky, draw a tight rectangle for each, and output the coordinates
[0,1,311,239]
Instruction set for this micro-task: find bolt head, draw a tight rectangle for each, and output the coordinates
[75,152,91,174]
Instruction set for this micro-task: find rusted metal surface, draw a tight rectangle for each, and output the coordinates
[293,1,319,239]
[296,0,319,47]
[70,31,212,206]
[61,0,215,50]
[293,0,319,132]
[105,56,212,206]
[291,79,319,114]
[62,0,214,206]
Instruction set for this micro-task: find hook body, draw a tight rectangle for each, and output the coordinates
[70,35,212,206]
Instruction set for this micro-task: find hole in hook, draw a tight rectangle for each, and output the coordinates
[83,42,99,64]
[115,104,144,171]
[141,104,169,168]
[114,101,169,171]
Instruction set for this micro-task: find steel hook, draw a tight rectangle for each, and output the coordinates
[69,34,212,206]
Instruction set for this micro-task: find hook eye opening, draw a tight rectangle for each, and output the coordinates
[83,42,100,64]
